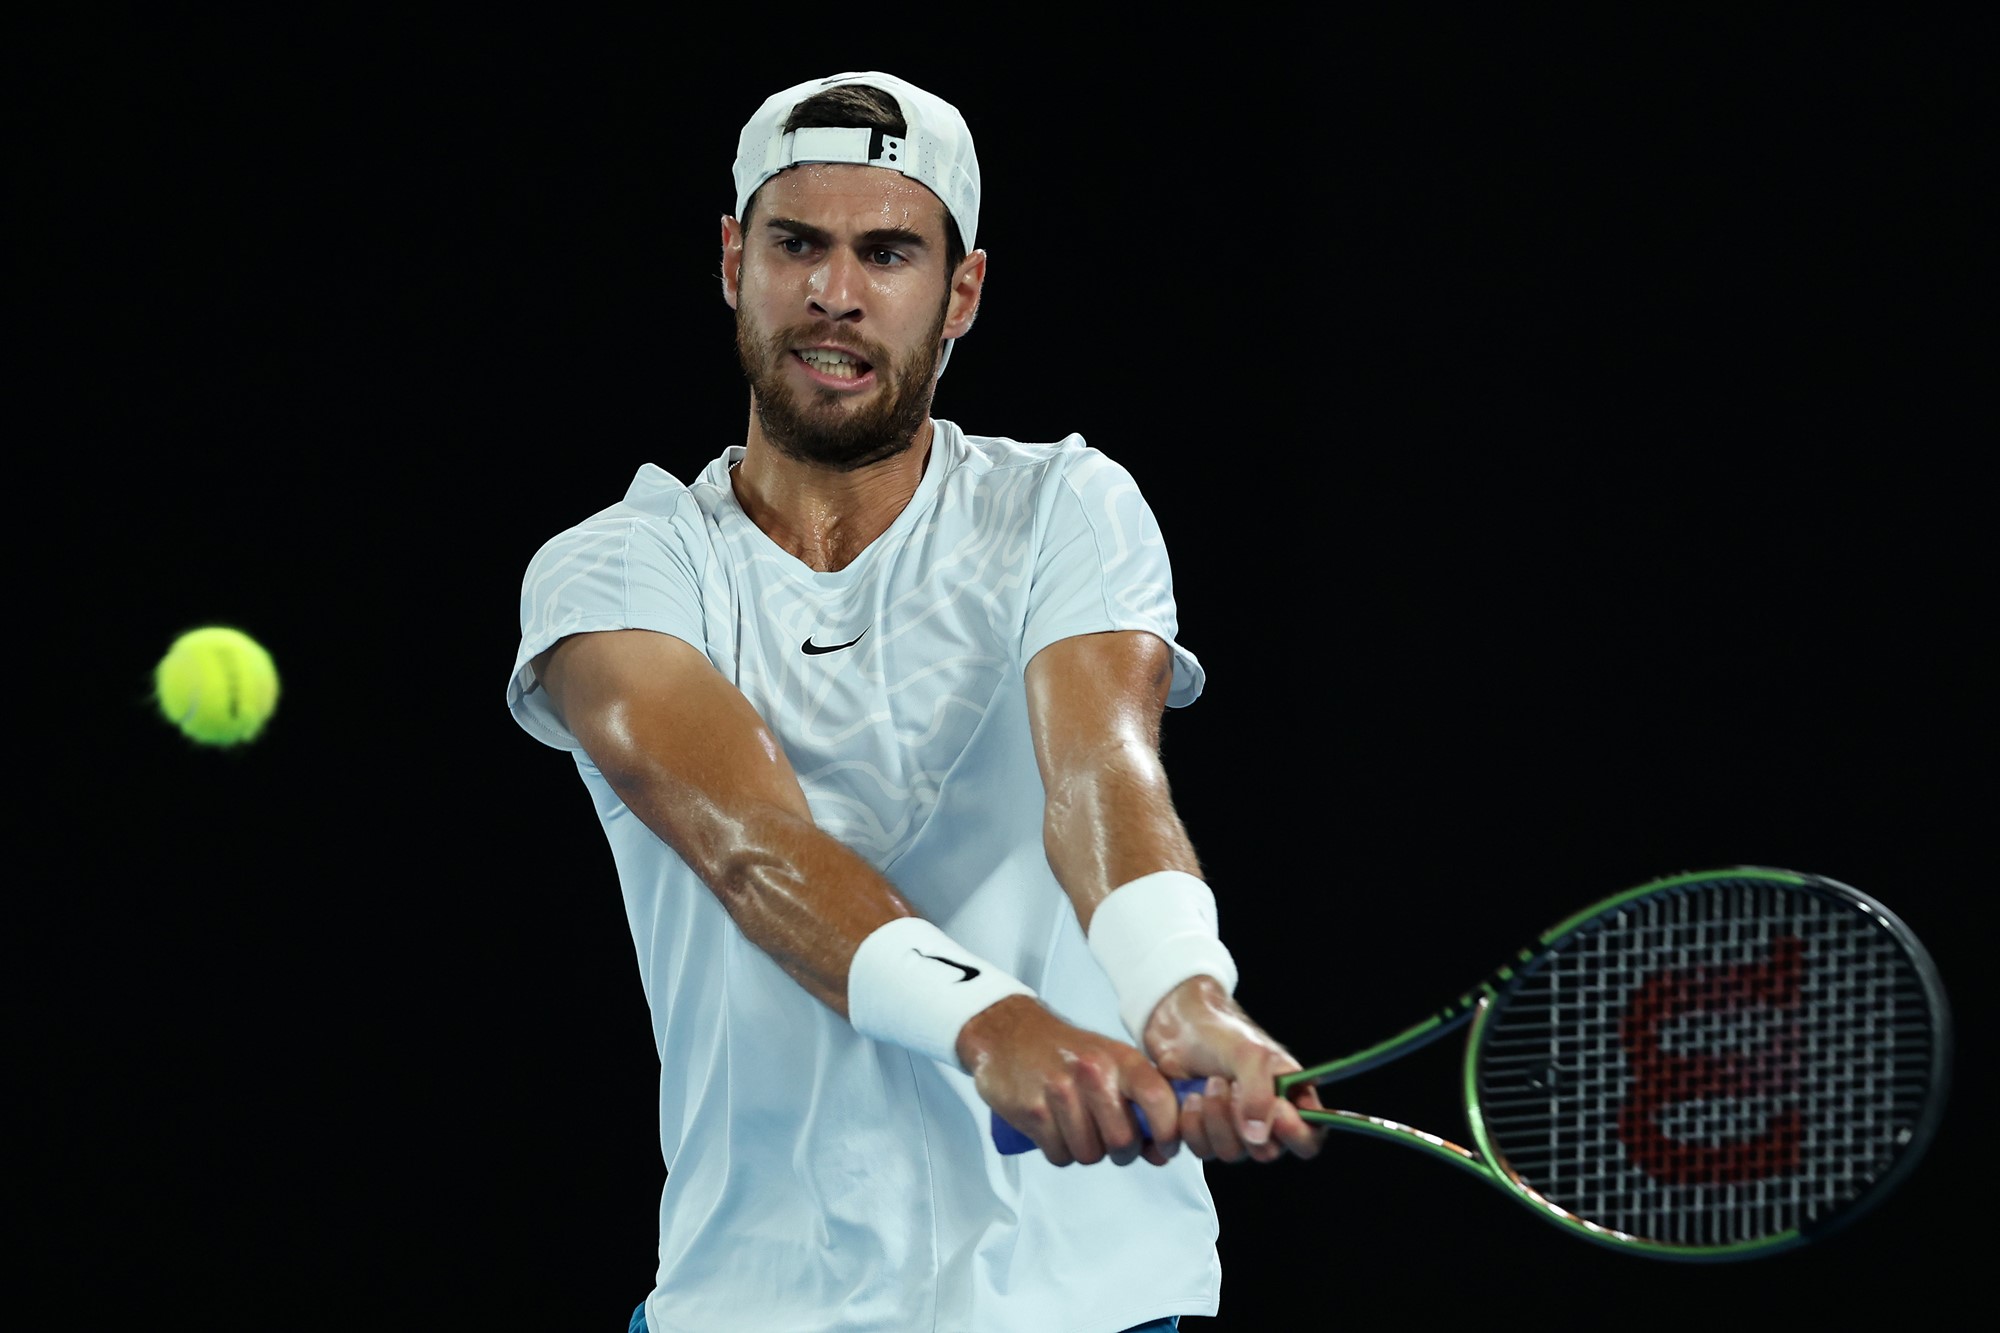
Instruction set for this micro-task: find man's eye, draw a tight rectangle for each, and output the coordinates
[780,237,808,255]
[868,248,904,266]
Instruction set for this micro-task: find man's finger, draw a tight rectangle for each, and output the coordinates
[1050,1084,1109,1166]
[1230,1068,1277,1150]
[1177,1088,1211,1159]
[1123,1066,1182,1162]
[1269,1096,1322,1159]
[1084,1079,1144,1165]
[1196,1076,1245,1161]
[1232,1039,1308,1147]
[1037,1123,1077,1169]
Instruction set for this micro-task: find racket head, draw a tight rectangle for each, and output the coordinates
[1465,866,1951,1259]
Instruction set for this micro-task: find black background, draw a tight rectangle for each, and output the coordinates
[20,9,1987,1330]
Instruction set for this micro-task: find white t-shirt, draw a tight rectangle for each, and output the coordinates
[507,420,1221,1333]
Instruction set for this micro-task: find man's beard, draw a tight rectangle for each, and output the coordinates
[735,302,947,472]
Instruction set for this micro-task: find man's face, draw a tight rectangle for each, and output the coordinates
[727,164,969,470]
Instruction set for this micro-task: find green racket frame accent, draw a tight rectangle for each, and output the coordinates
[1464,865,1812,1258]
[1460,994,1804,1260]
[1272,865,1951,1261]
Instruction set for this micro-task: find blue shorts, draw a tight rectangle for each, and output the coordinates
[628,1304,1177,1332]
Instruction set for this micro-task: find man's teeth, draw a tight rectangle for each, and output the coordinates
[799,349,864,378]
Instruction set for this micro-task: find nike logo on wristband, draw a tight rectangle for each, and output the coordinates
[801,629,868,655]
[915,949,981,982]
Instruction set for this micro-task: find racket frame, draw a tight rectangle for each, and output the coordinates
[1278,865,1952,1260]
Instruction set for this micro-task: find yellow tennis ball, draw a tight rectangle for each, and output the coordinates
[155,626,280,746]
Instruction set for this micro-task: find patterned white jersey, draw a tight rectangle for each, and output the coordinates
[507,420,1221,1333]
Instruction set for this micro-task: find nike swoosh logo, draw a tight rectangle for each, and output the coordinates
[914,949,981,983]
[801,629,868,655]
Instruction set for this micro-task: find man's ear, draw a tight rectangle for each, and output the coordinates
[943,248,987,340]
[720,215,744,310]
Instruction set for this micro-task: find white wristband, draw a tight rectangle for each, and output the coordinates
[1087,870,1239,1045]
[847,917,1036,1068]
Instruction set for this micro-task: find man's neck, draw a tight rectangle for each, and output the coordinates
[731,418,935,573]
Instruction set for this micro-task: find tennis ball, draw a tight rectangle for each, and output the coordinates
[155,626,280,746]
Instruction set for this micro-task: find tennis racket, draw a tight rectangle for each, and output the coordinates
[991,866,1952,1261]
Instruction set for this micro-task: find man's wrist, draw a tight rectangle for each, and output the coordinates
[1138,973,1234,1055]
[847,916,1036,1069]
[953,992,1046,1074]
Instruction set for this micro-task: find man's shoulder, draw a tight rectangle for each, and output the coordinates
[524,463,722,581]
[547,463,712,535]
[946,421,1091,470]
[942,423,1134,497]
[944,422,1150,502]
[613,460,722,519]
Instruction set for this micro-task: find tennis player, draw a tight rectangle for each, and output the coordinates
[506,70,1323,1333]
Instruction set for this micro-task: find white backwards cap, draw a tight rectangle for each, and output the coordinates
[732,71,981,377]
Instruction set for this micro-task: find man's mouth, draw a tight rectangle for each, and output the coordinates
[795,347,873,380]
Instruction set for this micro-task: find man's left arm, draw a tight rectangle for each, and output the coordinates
[1025,629,1325,1164]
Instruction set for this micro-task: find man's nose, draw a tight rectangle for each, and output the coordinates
[807,249,865,322]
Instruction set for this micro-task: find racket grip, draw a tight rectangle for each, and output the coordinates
[990,1077,1207,1155]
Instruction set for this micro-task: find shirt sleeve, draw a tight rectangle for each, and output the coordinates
[506,499,711,750]
[1021,440,1206,707]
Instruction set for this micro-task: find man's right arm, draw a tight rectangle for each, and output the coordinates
[534,627,1168,1166]
[535,627,907,1014]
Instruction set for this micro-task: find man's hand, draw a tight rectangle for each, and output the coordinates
[957,995,1184,1167]
[1142,976,1327,1164]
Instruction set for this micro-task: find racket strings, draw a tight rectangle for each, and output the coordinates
[1474,877,1939,1247]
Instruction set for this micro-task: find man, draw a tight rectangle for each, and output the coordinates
[506,70,1323,1333]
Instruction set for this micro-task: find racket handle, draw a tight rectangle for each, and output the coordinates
[990,1077,1207,1155]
